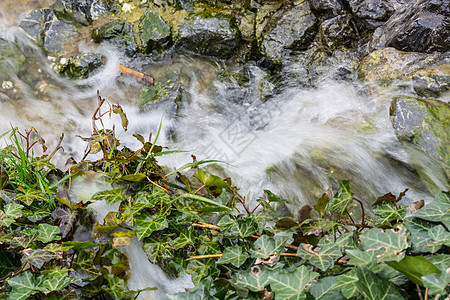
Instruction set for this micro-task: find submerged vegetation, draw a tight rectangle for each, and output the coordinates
[0,94,449,300]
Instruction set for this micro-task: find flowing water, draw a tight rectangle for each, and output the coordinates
[1,2,449,299]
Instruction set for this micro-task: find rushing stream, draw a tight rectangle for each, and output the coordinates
[1,1,449,299]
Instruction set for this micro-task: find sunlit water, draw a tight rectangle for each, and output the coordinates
[1,2,449,299]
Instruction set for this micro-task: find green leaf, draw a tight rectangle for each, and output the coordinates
[62,241,103,250]
[326,180,353,215]
[405,217,444,253]
[373,203,407,227]
[173,227,198,250]
[264,190,291,204]
[355,267,405,300]
[296,238,342,271]
[217,215,235,232]
[412,192,450,229]
[7,272,43,300]
[95,211,121,236]
[0,203,24,226]
[187,259,219,285]
[421,264,449,295]
[36,224,61,243]
[386,256,441,285]
[250,235,290,265]
[111,230,135,247]
[346,249,377,267]
[336,270,358,299]
[0,251,20,278]
[227,217,258,238]
[15,189,47,206]
[135,212,168,240]
[51,207,77,238]
[167,277,215,300]
[217,245,249,267]
[21,249,59,269]
[315,190,331,216]
[143,237,174,263]
[39,267,72,291]
[233,265,272,292]
[268,265,319,300]
[112,104,128,131]
[428,224,450,247]
[120,173,147,182]
[359,226,409,262]
[91,188,126,205]
[103,274,130,299]
[170,193,231,210]
[309,276,343,300]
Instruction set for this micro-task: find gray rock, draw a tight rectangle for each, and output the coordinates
[59,53,104,79]
[370,0,450,53]
[138,10,172,54]
[347,0,407,29]
[43,19,79,54]
[308,0,345,19]
[320,15,358,49]
[260,2,317,65]
[92,21,137,57]
[177,15,240,59]
[52,0,110,26]
[412,64,450,98]
[19,9,57,45]
[390,96,450,176]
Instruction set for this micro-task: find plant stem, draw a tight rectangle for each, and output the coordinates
[416,284,423,300]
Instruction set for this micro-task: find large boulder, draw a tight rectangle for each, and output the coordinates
[390,96,450,178]
[92,20,137,57]
[138,10,172,54]
[52,0,111,26]
[260,2,317,65]
[346,0,407,29]
[370,0,450,53]
[176,15,240,59]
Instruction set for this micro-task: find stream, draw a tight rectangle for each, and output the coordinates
[1,1,449,299]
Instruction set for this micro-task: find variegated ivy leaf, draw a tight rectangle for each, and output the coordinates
[51,207,77,238]
[217,245,249,267]
[7,271,47,300]
[135,212,168,240]
[217,215,235,232]
[359,226,409,262]
[95,211,121,236]
[15,189,47,206]
[91,188,126,205]
[412,192,450,229]
[186,259,220,285]
[167,277,214,300]
[405,218,444,253]
[373,203,407,227]
[268,265,319,300]
[296,237,342,271]
[227,217,258,238]
[0,251,20,278]
[39,267,72,292]
[250,234,290,264]
[326,180,353,215]
[233,265,272,292]
[21,249,59,269]
[0,203,24,227]
[355,267,404,300]
[428,225,450,247]
[173,227,198,250]
[36,224,61,243]
[111,230,135,247]
[143,237,174,263]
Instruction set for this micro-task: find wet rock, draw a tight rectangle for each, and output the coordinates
[370,0,450,53]
[308,0,345,19]
[390,96,450,177]
[0,38,26,81]
[319,15,358,49]
[92,21,137,57]
[412,64,450,98]
[177,15,240,58]
[138,10,172,54]
[58,53,104,79]
[260,2,317,65]
[359,47,442,85]
[52,0,111,26]
[19,9,57,46]
[347,0,406,29]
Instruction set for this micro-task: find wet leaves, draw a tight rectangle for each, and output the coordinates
[51,207,77,238]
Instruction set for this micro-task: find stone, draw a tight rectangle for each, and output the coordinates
[52,0,111,26]
[347,0,407,29]
[138,10,172,54]
[320,15,358,49]
[412,64,450,98]
[260,2,317,65]
[92,21,137,57]
[19,9,57,45]
[370,0,450,53]
[390,96,450,177]
[308,0,345,19]
[177,15,240,58]
[58,53,104,79]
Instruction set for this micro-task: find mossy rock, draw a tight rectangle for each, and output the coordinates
[138,10,172,54]
[58,53,104,79]
[92,20,137,57]
[412,64,450,98]
[390,96,450,178]
[0,39,26,81]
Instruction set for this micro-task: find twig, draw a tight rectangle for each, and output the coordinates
[46,133,64,161]
[193,184,206,195]
[416,284,424,300]
[0,263,28,282]
[229,187,251,214]
[119,64,154,86]
[424,288,428,300]
[146,176,169,194]
[353,197,366,228]
[185,254,222,261]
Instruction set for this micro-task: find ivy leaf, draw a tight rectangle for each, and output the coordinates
[268,265,319,300]
[250,235,290,265]
[386,256,441,285]
[95,211,121,236]
[309,276,343,300]
[167,277,215,300]
[39,267,72,291]
[15,189,47,206]
[428,224,450,247]
[91,188,126,205]
[412,192,450,229]
[296,238,342,271]
[315,189,331,216]
[173,227,198,250]
[36,224,61,243]
[405,218,444,253]
[217,215,235,232]
[0,203,24,226]
[421,264,450,296]
[373,203,407,227]
[336,270,358,299]
[51,207,77,238]
[7,271,45,300]
[217,245,249,267]
[233,265,272,292]
[186,259,220,285]
[143,237,174,263]
[264,190,291,203]
[120,173,147,182]
[135,212,168,240]
[111,230,136,247]
[346,249,377,267]
[103,274,130,299]
[356,267,405,300]
[21,249,59,269]
[326,180,353,215]
[227,217,258,238]
[359,226,409,262]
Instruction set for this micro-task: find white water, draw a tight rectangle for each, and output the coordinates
[1,3,449,299]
